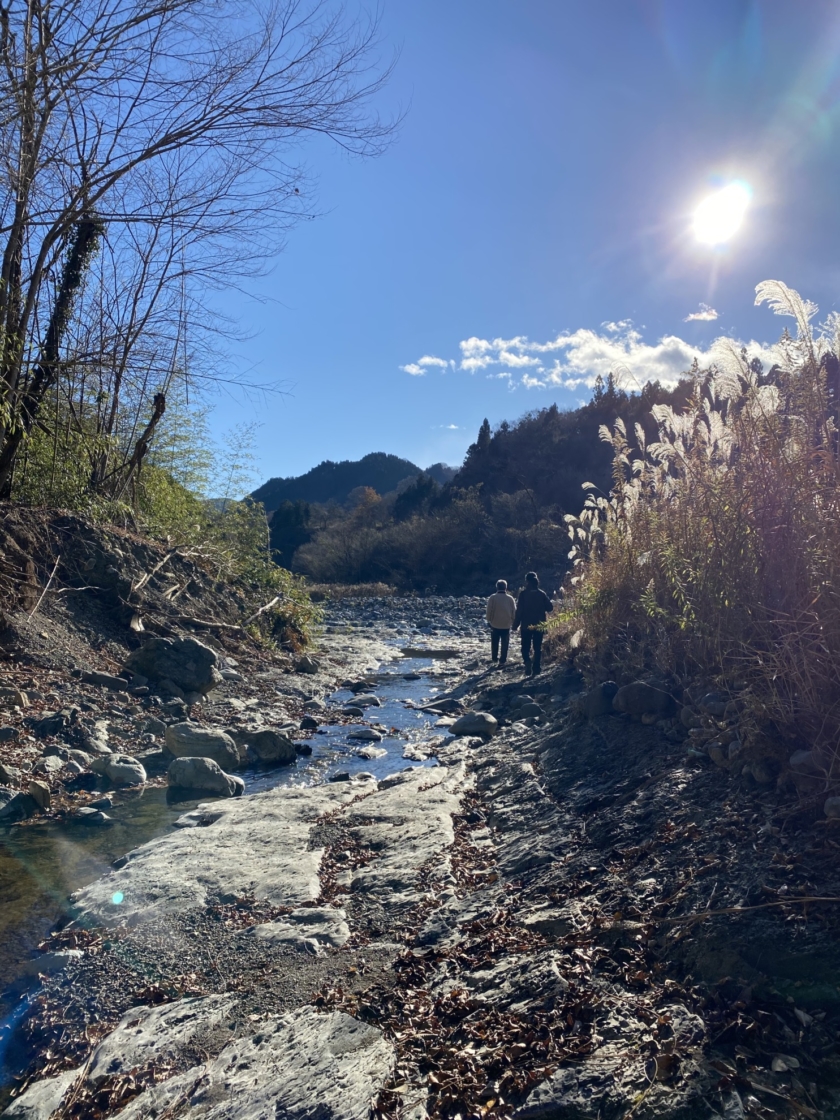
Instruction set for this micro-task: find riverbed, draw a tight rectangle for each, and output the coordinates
[0,647,470,1017]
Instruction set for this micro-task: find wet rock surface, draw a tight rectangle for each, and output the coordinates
[3,594,840,1120]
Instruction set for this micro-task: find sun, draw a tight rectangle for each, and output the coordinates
[693,181,752,245]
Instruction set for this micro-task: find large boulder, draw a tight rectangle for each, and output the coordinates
[90,754,147,787]
[165,723,240,770]
[125,637,222,696]
[577,681,619,719]
[450,711,498,738]
[245,729,296,765]
[612,681,676,718]
[167,756,243,797]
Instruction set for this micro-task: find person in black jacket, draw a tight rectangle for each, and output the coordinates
[513,571,554,676]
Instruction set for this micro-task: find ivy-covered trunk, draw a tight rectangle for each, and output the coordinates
[0,215,104,498]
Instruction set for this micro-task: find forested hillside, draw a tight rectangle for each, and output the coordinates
[252,453,425,511]
[283,373,697,591]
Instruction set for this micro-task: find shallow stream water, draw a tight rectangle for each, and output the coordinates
[0,652,451,1002]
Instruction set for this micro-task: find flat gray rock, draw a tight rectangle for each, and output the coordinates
[88,995,236,1086]
[70,784,369,925]
[112,1008,393,1120]
[1,1066,83,1119]
[251,906,351,952]
[347,765,467,896]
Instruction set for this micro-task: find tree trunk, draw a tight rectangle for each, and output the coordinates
[111,392,166,500]
[0,214,104,497]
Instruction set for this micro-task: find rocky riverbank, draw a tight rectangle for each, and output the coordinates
[3,596,840,1120]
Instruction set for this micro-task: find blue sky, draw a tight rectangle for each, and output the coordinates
[211,0,840,484]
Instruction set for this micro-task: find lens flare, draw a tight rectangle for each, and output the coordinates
[693,181,752,245]
[111,891,124,905]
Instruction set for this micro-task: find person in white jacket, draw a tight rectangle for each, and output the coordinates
[486,580,516,667]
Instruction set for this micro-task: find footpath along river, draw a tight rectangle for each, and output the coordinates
[0,596,488,1036]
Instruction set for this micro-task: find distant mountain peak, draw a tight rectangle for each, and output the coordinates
[251,451,424,511]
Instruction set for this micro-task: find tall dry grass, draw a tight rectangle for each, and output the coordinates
[560,280,840,769]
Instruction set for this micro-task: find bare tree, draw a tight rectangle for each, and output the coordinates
[0,0,395,495]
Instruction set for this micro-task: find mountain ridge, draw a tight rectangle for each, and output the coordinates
[252,452,455,511]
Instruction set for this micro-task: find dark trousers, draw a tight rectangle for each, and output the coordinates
[521,628,544,672]
[490,627,510,663]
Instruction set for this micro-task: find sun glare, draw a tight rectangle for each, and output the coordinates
[693,181,752,245]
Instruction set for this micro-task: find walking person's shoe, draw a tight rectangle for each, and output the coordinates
[523,659,532,676]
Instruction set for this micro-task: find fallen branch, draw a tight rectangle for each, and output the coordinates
[655,895,840,927]
[131,548,179,594]
[243,594,282,625]
[177,615,244,632]
[25,555,61,625]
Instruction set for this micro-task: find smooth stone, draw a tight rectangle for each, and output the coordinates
[165,723,239,770]
[0,686,28,708]
[90,753,147,787]
[33,754,64,776]
[67,749,93,767]
[27,780,51,810]
[576,681,618,718]
[82,670,129,691]
[450,711,498,738]
[245,729,296,765]
[295,654,321,674]
[612,681,676,717]
[352,694,382,707]
[789,749,825,776]
[71,807,112,825]
[357,745,388,760]
[347,727,383,741]
[0,761,21,783]
[167,756,242,797]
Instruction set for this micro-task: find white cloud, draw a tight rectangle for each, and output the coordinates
[403,324,781,391]
[400,354,452,376]
[684,303,719,322]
